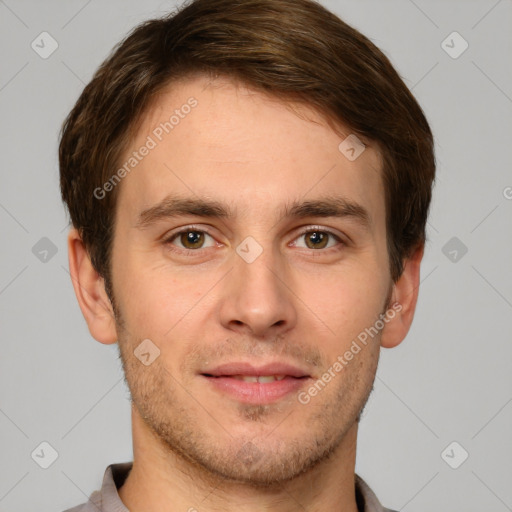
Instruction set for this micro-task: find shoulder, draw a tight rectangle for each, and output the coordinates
[60,463,131,512]
[61,490,102,512]
[355,473,399,512]
[62,506,86,512]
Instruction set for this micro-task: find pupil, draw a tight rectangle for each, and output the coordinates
[183,231,203,248]
[308,231,327,249]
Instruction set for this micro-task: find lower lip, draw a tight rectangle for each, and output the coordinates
[202,375,310,404]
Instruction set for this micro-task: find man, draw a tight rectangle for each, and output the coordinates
[59,0,435,510]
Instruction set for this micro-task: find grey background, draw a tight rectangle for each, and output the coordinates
[0,0,511,510]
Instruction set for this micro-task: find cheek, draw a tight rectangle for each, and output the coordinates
[293,265,387,341]
[119,263,216,342]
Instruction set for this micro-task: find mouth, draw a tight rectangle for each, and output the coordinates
[200,362,312,404]
[218,374,289,382]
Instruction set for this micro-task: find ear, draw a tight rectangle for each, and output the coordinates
[67,228,118,345]
[380,243,424,349]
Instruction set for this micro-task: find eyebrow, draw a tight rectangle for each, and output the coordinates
[135,194,372,232]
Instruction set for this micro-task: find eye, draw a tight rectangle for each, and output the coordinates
[291,228,344,251]
[163,227,216,252]
[162,226,346,255]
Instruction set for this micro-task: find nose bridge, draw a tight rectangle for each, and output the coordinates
[218,236,297,336]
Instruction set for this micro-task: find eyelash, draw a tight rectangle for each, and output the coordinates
[162,225,346,256]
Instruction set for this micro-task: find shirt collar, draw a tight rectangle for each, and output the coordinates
[86,462,394,512]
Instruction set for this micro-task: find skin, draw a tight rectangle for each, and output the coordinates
[68,74,423,512]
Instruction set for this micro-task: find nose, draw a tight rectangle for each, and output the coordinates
[218,243,298,339]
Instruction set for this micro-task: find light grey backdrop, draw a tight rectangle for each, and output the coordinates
[1,0,511,511]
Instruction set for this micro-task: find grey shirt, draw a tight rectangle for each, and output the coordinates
[63,463,398,512]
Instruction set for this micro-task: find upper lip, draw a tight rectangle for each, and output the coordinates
[201,362,310,378]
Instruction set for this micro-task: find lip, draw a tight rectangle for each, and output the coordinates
[200,362,312,404]
[202,362,310,378]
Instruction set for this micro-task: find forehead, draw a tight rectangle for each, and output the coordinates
[116,74,385,228]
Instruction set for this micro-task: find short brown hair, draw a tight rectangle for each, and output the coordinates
[59,0,435,292]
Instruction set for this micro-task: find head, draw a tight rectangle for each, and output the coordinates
[60,0,435,487]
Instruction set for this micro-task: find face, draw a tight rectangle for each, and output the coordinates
[109,74,394,485]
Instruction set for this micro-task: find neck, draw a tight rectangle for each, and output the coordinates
[119,405,360,512]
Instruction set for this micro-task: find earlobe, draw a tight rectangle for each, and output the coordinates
[380,243,424,349]
[67,228,118,345]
